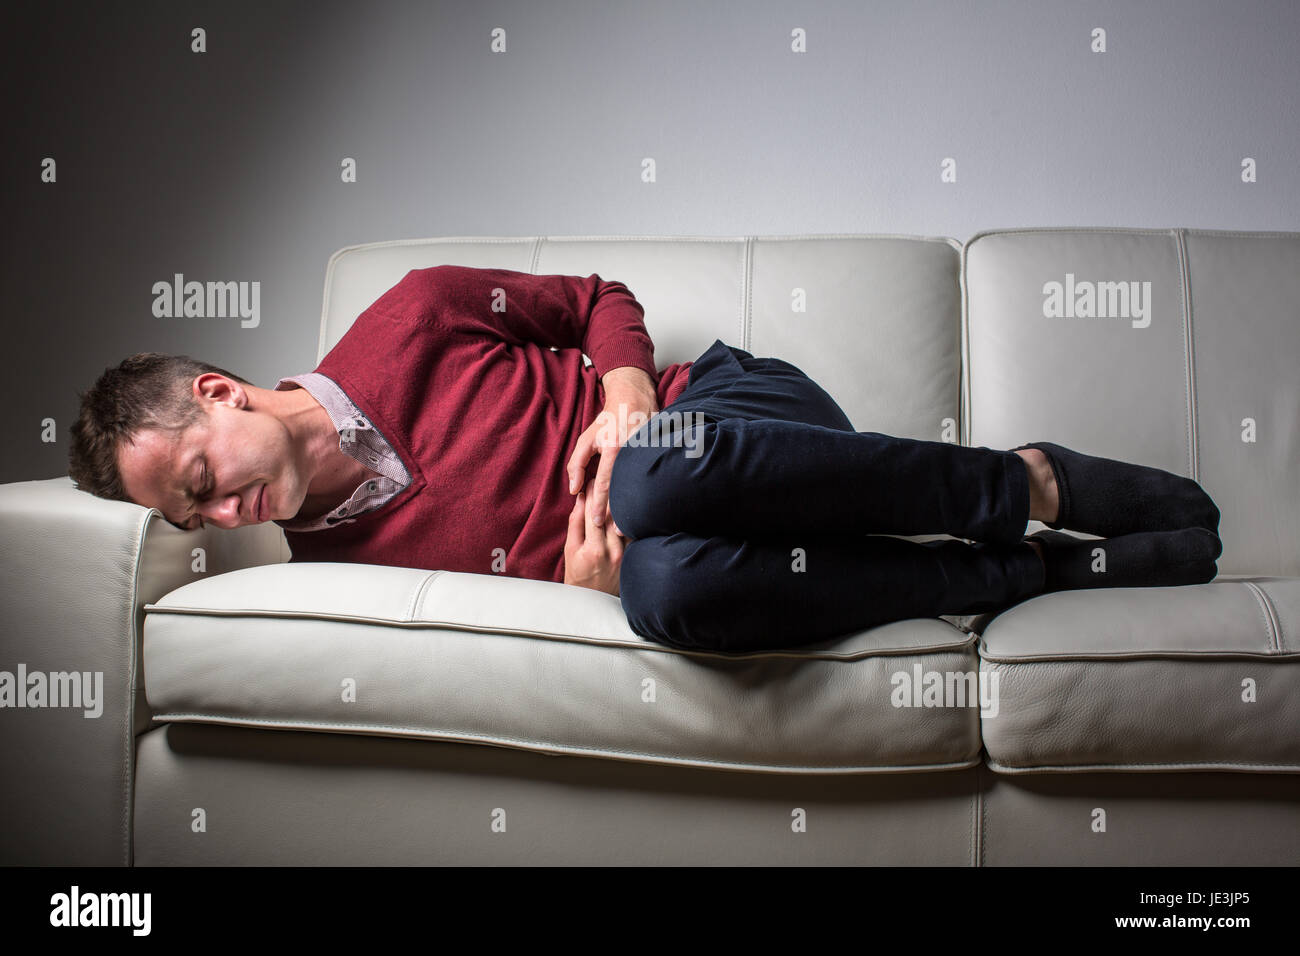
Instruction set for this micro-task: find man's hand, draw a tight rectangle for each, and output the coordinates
[563,483,625,596]
[566,365,659,534]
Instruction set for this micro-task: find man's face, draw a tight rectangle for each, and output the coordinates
[116,376,306,530]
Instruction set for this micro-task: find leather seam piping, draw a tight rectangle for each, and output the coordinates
[125,512,152,868]
[978,649,1300,661]
[1175,228,1200,480]
[741,237,753,350]
[145,715,983,775]
[986,757,1300,773]
[1242,580,1283,653]
[407,570,442,622]
[960,235,973,448]
[143,608,978,660]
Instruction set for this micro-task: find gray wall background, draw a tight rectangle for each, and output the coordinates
[4,0,1297,484]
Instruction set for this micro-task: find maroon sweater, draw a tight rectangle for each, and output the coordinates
[282,265,693,582]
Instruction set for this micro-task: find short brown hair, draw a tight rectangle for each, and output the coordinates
[68,352,252,503]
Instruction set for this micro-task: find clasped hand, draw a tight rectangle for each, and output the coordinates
[562,367,659,596]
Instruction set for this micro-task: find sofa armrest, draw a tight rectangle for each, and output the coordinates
[0,476,287,864]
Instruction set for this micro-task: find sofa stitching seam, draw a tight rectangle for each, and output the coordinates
[742,237,753,350]
[1242,580,1281,653]
[964,227,1298,240]
[407,571,442,622]
[146,715,983,773]
[1173,229,1196,480]
[124,513,153,867]
[979,650,1300,661]
[143,607,977,659]
[986,758,1300,771]
[960,236,972,448]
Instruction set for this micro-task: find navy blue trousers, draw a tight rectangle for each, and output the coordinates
[608,339,1045,652]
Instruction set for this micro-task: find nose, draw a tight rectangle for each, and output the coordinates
[200,492,247,529]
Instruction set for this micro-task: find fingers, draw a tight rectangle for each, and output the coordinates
[587,445,617,527]
[573,479,627,550]
[567,428,595,493]
[566,489,586,548]
[564,480,626,594]
[583,481,601,542]
[604,514,625,559]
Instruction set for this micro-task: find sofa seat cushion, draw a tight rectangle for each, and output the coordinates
[979,574,1300,773]
[143,563,988,774]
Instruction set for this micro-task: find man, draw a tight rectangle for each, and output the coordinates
[69,265,1223,652]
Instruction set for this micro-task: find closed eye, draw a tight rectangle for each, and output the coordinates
[183,461,213,530]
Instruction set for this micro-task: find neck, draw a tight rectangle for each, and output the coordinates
[272,385,373,521]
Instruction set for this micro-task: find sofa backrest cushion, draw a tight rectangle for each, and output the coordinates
[963,228,1300,576]
[318,235,963,441]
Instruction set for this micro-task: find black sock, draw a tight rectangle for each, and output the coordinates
[1013,441,1220,537]
[1029,528,1222,593]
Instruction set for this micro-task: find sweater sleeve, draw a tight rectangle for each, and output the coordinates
[419,265,659,381]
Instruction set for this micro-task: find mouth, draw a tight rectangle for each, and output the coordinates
[256,484,267,522]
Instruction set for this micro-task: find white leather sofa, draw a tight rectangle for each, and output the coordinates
[3,229,1298,866]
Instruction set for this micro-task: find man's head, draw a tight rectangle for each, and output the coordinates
[69,353,318,530]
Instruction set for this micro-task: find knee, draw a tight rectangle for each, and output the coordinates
[619,536,725,652]
[609,443,653,540]
[609,435,694,541]
[619,537,675,640]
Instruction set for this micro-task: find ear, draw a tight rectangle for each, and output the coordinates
[192,372,248,408]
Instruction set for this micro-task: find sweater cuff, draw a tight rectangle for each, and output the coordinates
[589,342,659,383]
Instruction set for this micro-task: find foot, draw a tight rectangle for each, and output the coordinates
[1011,441,1221,538]
[1027,527,1222,593]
